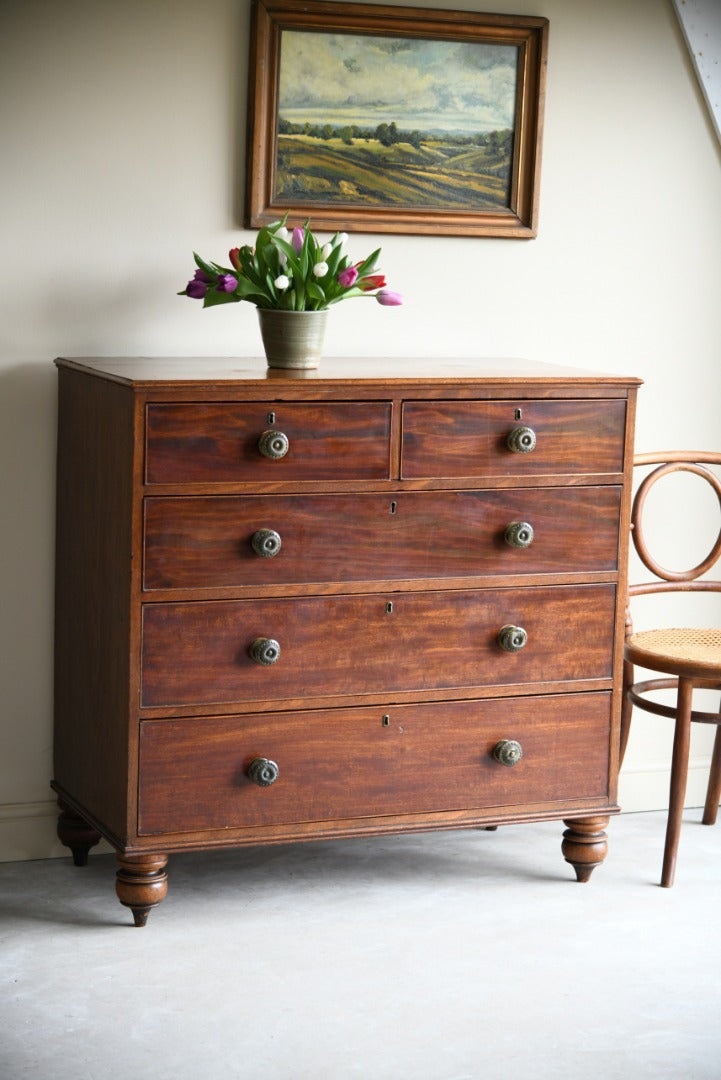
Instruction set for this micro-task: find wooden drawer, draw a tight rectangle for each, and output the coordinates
[145,401,392,484]
[401,399,626,478]
[143,486,621,590]
[137,692,611,834]
[140,584,616,707]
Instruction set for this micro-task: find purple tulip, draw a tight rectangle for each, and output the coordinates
[186,278,208,299]
[194,269,212,282]
[291,227,305,254]
[376,289,403,306]
[337,266,359,288]
[216,274,238,293]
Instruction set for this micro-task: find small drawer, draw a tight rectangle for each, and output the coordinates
[402,399,626,478]
[137,692,611,834]
[143,486,621,590]
[140,584,616,707]
[145,401,392,484]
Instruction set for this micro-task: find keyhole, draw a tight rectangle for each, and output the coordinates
[267,411,276,424]
[382,714,390,727]
[390,501,397,514]
[386,601,393,614]
[514,408,522,420]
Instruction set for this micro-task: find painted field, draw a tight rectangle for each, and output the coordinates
[274,134,511,210]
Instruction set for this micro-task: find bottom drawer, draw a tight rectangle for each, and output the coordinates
[138,693,611,835]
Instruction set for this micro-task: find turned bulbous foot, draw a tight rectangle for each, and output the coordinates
[115,853,169,927]
[561,816,610,882]
[56,801,101,866]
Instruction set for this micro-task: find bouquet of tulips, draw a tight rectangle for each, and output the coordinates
[180,216,402,312]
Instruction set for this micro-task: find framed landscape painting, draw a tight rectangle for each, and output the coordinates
[245,0,548,238]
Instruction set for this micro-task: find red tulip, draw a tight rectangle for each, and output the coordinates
[359,273,387,292]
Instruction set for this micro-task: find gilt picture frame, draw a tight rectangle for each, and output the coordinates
[245,0,548,238]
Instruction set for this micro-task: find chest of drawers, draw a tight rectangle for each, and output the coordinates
[53,357,639,925]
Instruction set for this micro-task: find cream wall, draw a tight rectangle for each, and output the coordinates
[1,0,720,860]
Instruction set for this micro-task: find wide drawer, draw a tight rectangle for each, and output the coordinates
[401,399,626,478]
[137,692,612,834]
[143,486,621,590]
[140,584,616,707]
[145,401,392,484]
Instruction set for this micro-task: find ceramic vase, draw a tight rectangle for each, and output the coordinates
[257,308,328,369]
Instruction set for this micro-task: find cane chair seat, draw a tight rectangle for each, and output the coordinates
[620,451,721,888]
[626,628,721,679]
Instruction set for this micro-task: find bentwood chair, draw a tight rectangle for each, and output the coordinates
[620,452,721,886]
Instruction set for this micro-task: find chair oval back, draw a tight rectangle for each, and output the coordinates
[629,452,721,600]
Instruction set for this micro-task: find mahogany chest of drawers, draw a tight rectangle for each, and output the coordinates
[53,357,639,925]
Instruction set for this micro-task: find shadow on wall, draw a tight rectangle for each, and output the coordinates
[0,363,59,803]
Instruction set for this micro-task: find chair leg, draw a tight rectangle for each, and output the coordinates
[619,658,634,767]
[702,723,721,826]
[661,678,694,888]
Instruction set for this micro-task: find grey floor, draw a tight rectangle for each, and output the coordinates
[1,810,719,1080]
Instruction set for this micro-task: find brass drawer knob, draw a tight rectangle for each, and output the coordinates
[493,739,523,767]
[251,528,282,558]
[504,521,534,548]
[249,637,281,665]
[258,429,289,460]
[507,426,536,454]
[247,756,279,786]
[498,624,528,652]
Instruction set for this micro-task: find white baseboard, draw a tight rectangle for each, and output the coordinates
[618,758,712,814]
[0,800,112,863]
[0,768,716,862]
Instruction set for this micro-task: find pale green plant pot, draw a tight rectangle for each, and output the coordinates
[257,308,328,369]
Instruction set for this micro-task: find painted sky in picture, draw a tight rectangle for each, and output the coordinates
[278,31,518,135]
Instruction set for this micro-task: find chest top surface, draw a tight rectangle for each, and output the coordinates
[55,355,641,394]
